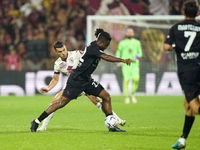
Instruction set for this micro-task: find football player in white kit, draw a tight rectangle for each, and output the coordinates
[37,41,126,131]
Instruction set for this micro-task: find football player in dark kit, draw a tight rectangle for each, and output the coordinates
[30,28,133,132]
[164,1,200,149]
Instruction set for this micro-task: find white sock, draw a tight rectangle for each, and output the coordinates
[96,101,122,121]
[35,119,40,124]
[40,111,55,128]
[96,102,103,111]
[112,111,122,122]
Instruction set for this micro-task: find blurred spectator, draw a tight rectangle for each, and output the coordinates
[169,0,183,15]
[61,29,77,48]
[74,33,85,50]
[37,23,47,39]
[25,23,34,41]
[0,25,6,50]
[8,3,20,19]
[1,10,14,37]
[48,19,61,38]
[0,52,5,70]
[3,33,13,53]
[42,0,54,13]
[30,0,43,11]
[27,5,41,27]
[17,42,27,70]
[16,0,23,10]
[64,39,74,51]
[57,8,68,27]
[5,45,22,71]
[38,7,47,23]
[13,24,21,45]
[20,0,32,17]
[17,42,26,61]
[129,0,150,15]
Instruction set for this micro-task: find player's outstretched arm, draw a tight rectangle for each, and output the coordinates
[40,73,60,93]
[100,53,133,66]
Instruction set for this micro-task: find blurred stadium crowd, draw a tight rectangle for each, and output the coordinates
[0,0,184,71]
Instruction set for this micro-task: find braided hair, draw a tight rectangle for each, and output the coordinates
[95,28,112,42]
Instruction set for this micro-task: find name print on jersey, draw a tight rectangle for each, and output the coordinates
[178,24,200,31]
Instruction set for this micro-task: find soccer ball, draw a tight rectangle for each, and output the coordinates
[104,115,119,129]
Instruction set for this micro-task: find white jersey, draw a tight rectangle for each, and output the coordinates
[54,50,83,76]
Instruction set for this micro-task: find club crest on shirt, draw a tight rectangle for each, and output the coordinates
[59,62,67,69]
[69,57,74,63]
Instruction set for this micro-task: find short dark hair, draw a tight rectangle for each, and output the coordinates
[54,41,64,51]
[184,0,199,18]
[95,28,112,42]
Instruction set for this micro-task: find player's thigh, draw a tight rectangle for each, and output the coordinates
[122,66,139,80]
[51,89,64,104]
[189,96,200,115]
[132,74,140,82]
[184,98,195,116]
[84,79,104,97]
[62,85,84,100]
[132,66,140,78]
[179,72,200,102]
[122,67,131,80]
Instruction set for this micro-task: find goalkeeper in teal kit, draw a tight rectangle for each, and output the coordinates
[116,27,142,104]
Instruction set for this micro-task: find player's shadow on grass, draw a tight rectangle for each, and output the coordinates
[0,130,32,134]
[46,127,107,133]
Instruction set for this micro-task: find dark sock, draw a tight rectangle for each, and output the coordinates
[198,106,200,114]
[106,113,113,117]
[181,115,195,139]
[38,111,49,122]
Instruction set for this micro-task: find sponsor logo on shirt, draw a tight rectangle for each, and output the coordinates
[181,52,199,60]
[59,62,67,69]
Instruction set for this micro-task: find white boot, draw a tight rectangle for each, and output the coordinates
[37,112,55,131]
[131,94,137,103]
[172,137,186,149]
[125,97,130,104]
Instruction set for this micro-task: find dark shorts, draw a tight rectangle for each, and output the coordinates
[62,76,104,100]
[178,68,200,102]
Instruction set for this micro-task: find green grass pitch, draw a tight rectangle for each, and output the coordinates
[0,95,199,150]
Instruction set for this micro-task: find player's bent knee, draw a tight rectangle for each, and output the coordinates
[59,100,68,108]
[133,77,139,82]
[58,97,70,108]
[52,97,60,104]
[103,95,111,102]
[191,107,199,115]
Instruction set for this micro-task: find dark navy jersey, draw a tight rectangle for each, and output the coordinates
[70,41,105,80]
[165,20,200,73]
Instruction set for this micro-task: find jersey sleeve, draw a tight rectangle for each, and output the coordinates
[115,41,122,57]
[74,50,84,59]
[165,26,175,45]
[137,41,143,58]
[54,63,60,74]
[89,47,105,57]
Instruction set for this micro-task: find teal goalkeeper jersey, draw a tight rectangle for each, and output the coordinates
[116,38,142,68]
